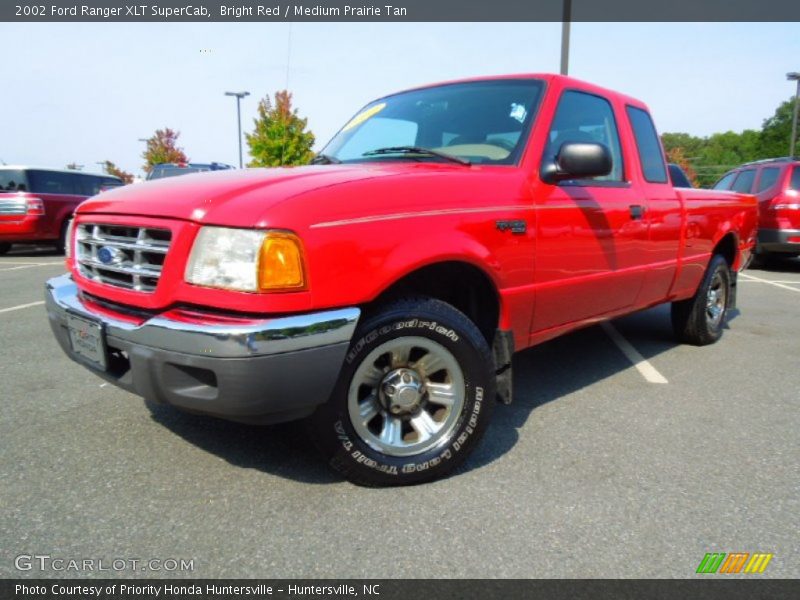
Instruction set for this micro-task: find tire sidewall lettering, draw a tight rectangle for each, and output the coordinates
[346,320,460,365]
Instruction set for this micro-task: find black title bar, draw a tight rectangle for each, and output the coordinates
[3,579,800,600]
[4,0,800,22]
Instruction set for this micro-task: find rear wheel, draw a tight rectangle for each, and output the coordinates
[671,254,731,346]
[0,243,11,255]
[310,297,495,486]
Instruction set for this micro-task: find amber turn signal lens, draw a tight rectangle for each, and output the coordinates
[257,232,306,291]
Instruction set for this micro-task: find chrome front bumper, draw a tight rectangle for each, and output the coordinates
[45,273,360,424]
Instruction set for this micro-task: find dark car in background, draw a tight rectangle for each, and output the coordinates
[668,163,694,188]
[712,157,800,259]
[146,162,234,181]
[0,167,123,254]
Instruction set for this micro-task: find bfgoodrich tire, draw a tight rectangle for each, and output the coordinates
[671,254,731,346]
[310,297,495,487]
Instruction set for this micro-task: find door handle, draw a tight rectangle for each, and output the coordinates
[629,205,646,220]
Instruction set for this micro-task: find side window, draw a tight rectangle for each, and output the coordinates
[544,90,624,182]
[713,172,737,190]
[790,166,800,191]
[76,174,102,196]
[27,170,77,195]
[626,106,668,183]
[756,167,780,193]
[731,169,756,193]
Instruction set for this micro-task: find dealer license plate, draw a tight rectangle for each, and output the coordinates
[67,314,107,370]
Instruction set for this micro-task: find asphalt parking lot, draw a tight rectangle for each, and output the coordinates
[1,247,798,579]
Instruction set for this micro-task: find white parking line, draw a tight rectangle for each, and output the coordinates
[0,301,45,314]
[739,279,800,284]
[601,322,669,384]
[0,264,62,272]
[0,260,63,265]
[740,272,800,293]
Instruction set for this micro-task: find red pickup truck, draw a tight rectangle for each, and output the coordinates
[45,74,757,486]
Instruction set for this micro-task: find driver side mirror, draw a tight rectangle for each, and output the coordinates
[540,142,613,184]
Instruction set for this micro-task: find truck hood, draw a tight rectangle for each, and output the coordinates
[83,164,460,227]
[78,162,520,228]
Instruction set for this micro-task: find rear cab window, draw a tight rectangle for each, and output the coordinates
[626,106,668,183]
[731,169,756,193]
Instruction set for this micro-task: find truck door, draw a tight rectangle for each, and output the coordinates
[624,105,683,307]
[532,90,648,332]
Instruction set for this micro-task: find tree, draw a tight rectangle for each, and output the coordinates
[666,147,699,187]
[246,90,315,167]
[660,95,799,187]
[142,128,188,173]
[103,161,134,184]
[759,98,797,158]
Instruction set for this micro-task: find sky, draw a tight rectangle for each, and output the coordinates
[1,22,798,176]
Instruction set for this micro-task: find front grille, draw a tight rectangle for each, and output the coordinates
[0,197,27,216]
[76,223,172,293]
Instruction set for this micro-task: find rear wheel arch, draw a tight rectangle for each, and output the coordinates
[713,232,738,269]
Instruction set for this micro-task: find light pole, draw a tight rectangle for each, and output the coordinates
[560,0,571,76]
[96,161,106,173]
[225,91,250,168]
[788,72,800,158]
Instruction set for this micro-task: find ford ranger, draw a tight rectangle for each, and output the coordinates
[45,75,758,486]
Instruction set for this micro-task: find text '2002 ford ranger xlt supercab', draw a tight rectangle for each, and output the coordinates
[46,75,758,486]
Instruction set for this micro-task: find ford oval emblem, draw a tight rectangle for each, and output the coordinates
[97,246,124,265]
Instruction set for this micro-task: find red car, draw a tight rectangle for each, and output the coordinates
[45,75,757,485]
[0,167,123,254]
[712,157,800,260]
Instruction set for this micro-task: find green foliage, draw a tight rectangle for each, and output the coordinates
[142,128,188,173]
[760,98,797,159]
[246,90,315,167]
[661,97,799,187]
[103,161,134,184]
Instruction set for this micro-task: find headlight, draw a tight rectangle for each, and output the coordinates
[185,226,306,292]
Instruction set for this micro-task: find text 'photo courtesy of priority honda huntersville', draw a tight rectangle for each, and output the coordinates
[45,74,758,486]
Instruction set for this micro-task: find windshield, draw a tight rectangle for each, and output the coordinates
[321,79,545,165]
[0,169,29,192]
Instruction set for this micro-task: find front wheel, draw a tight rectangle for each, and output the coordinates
[671,254,731,346]
[310,297,495,486]
[55,217,73,255]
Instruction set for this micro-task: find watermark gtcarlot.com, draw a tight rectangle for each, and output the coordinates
[15,554,194,573]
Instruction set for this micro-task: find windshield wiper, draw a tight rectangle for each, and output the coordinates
[310,153,342,165]
[362,146,471,166]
